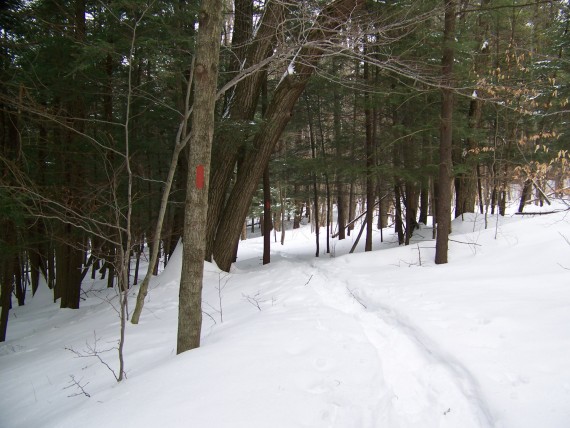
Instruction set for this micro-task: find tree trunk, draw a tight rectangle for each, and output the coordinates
[394,185,405,245]
[393,126,405,245]
[347,182,355,236]
[419,140,430,225]
[518,179,532,213]
[307,101,321,257]
[0,263,13,342]
[279,182,286,246]
[0,225,16,342]
[405,183,419,245]
[317,95,331,254]
[435,0,456,265]
[56,225,84,309]
[177,0,224,354]
[333,61,346,240]
[364,49,375,252]
[205,0,286,261]
[263,165,271,265]
[403,136,419,244]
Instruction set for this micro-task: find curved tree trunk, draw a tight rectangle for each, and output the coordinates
[212,0,364,271]
[205,1,286,261]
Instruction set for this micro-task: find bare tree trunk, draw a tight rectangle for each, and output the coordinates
[364,49,375,252]
[333,59,346,240]
[393,129,405,245]
[364,77,374,251]
[293,198,302,229]
[57,0,86,310]
[435,0,456,265]
[0,225,15,342]
[317,95,331,254]
[518,178,532,213]
[131,59,195,325]
[307,101,320,257]
[312,182,320,257]
[403,136,419,245]
[263,165,271,265]
[477,163,485,213]
[347,182,355,236]
[279,182,286,246]
[394,185,405,245]
[177,0,223,354]
[205,1,285,260]
[419,139,430,224]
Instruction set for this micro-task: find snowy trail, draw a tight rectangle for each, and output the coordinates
[3,211,570,428]
[306,260,496,428]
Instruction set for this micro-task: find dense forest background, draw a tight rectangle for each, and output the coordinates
[1,0,569,346]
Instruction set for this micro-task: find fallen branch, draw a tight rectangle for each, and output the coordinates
[346,287,367,309]
[333,194,388,238]
[515,209,570,216]
[64,375,91,398]
[449,239,482,246]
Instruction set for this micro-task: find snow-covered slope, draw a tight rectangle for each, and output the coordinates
[2,207,570,428]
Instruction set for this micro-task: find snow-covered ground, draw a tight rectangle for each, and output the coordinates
[2,204,570,428]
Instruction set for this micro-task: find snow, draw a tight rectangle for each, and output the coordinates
[278,46,302,87]
[278,60,297,86]
[2,203,570,427]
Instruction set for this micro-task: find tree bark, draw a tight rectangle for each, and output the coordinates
[333,58,346,240]
[177,0,223,354]
[435,0,456,265]
[518,178,532,213]
[307,98,320,257]
[403,138,419,245]
[263,165,271,264]
[419,139,430,224]
[0,224,16,342]
[56,0,86,309]
[364,46,375,252]
[317,95,331,254]
[394,185,405,245]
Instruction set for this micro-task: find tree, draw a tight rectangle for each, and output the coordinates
[131,60,196,325]
[205,0,286,263]
[177,0,224,354]
[211,0,364,272]
[435,0,457,265]
[363,39,375,252]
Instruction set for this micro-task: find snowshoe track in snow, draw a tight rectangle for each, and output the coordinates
[308,262,496,428]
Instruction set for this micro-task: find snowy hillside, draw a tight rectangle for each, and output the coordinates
[2,206,570,428]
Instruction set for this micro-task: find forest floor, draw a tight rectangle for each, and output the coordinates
[2,201,570,427]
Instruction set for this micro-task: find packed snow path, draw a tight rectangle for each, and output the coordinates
[224,254,495,427]
[307,261,495,427]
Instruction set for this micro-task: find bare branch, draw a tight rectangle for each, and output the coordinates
[64,375,91,398]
